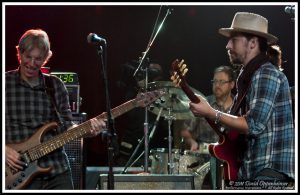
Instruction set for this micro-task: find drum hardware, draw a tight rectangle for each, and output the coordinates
[144,81,205,174]
[149,148,180,174]
[180,137,185,155]
[144,81,205,120]
[120,107,164,174]
[142,81,213,188]
[164,106,176,174]
[131,7,173,173]
[198,142,210,154]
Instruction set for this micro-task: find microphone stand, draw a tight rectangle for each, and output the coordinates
[96,43,118,189]
[132,7,173,173]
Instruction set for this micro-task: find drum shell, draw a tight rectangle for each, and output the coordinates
[179,150,211,189]
[149,148,180,174]
[195,161,211,189]
[179,150,210,174]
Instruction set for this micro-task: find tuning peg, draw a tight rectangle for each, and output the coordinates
[180,64,186,72]
[170,75,175,81]
[182,68,188,76]
[179,59,185,66]
[175,78,182,86]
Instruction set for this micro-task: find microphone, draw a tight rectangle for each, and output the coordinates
[87,33,106,45]
[285,6,295,15]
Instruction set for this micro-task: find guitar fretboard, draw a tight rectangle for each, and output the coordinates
[27,99,137,161]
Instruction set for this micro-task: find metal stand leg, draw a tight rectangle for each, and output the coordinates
[165,108,175,174]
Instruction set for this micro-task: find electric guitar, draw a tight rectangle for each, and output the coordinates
[170,59,242,181]
[5,89,165,190]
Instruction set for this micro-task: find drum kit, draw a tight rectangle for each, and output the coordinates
[140,81,211,189]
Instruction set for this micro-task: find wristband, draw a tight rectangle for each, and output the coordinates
[215,110,222,124]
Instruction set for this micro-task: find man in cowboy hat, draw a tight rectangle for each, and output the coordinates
[189,12,294,188]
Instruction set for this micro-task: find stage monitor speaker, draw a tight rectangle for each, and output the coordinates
[97,174,195,190]
[64,113,86,189]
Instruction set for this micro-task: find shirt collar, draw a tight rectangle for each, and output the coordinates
[210,94,234,113]
[16,67,45,90]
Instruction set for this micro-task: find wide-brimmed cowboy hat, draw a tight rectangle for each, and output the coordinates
[219,12,278,44]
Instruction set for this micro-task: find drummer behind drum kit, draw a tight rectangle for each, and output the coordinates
[141,81,212,189]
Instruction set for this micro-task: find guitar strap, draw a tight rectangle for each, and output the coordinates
[230,53,269,115]
[44,74,65,127]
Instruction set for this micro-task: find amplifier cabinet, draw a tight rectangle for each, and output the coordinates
[65,138,83,189]
[65,84,80,114]
[50,72,80,113]
[97,174,195,190]
[64,113,86,189]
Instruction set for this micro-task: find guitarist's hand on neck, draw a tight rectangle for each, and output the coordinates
[189,95,249,134]
[86,117,107,137]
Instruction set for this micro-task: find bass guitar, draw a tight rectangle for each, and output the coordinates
[170,59,242,181]
[5,89,165,189]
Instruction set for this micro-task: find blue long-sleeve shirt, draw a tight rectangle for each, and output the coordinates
[239,63,295,180]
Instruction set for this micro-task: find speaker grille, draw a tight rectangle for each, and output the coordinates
[65,139,82,189]
[64,113,86,189]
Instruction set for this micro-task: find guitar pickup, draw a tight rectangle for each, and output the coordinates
[21,153,31,166]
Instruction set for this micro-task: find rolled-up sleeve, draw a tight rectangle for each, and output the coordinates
[245,66,281,136]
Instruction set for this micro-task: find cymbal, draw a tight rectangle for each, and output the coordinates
[145,81,205,120]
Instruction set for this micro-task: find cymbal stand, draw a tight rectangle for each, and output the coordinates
[132,7,173,172]
[120,107,163,174]
[120,135,145,174]
[164,106,176,174]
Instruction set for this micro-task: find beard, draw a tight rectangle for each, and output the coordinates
[214,87,231,98]
[228,50,242,65]
[214,88,223,98]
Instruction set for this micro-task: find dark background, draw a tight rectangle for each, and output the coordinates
[4,4,296,166]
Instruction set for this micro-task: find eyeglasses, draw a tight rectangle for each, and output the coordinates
[22,54,45,65]
[211,80,232,86]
